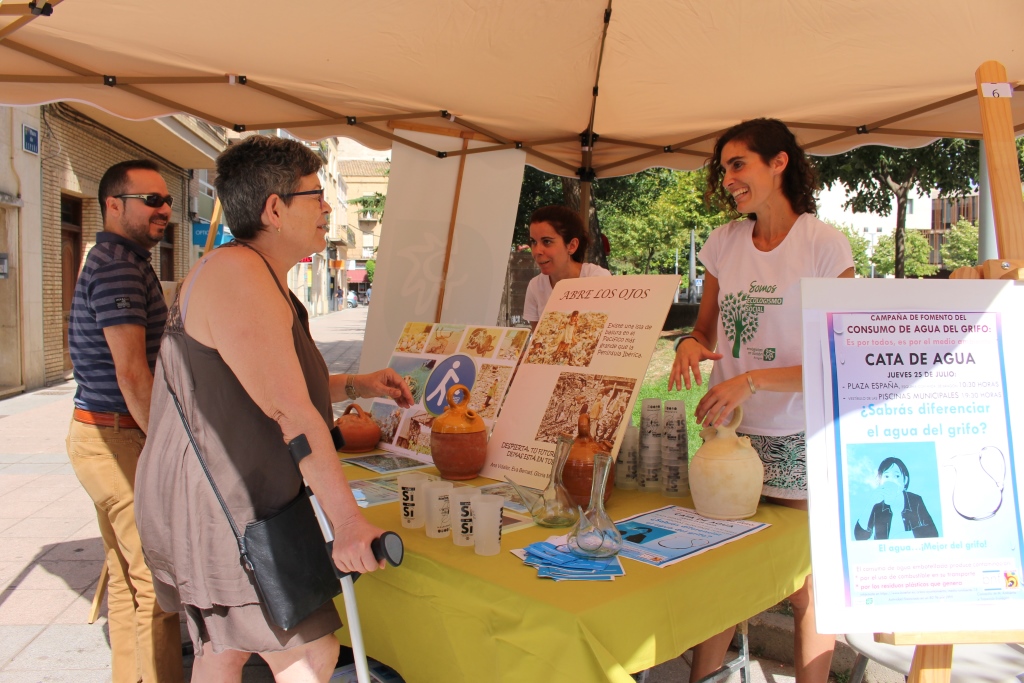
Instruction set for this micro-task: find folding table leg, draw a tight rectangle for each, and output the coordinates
[692,620,750,683]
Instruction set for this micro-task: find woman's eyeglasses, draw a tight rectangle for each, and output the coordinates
[116,193,174,208]
[279,188,325,202]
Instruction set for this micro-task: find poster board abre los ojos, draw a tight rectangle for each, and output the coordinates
[802,278,1024,635]
[483,274,679,490]
[369,322,529,461]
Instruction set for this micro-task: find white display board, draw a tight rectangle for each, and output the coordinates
[803,278,1024,634]
[359,130,526,375]
[482,274,679,489]
[367,322,527,460]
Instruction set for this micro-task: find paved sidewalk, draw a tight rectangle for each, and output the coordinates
[0,304,889,682]
[0,306,370,682]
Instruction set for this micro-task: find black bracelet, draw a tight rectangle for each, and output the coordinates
[673,335,696,352]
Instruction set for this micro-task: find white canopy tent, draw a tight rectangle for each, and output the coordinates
[2,0,1023,176]
[4,0,1024,362]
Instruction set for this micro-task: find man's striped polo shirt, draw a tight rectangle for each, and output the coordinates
[69,231,167,414]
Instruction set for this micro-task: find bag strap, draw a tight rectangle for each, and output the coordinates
[167,382,254,571]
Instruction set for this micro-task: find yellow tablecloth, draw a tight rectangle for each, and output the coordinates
[334,465,810,683]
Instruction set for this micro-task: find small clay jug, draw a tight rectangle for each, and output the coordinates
[430,384,488,480]
[689,406,764,520]
[562,413,615,508]
[335,403,382,453]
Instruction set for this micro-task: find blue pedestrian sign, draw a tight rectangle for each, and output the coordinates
[423,354,476,416]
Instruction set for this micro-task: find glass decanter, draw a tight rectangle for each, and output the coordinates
[504,434,579,528]
[567,452,623,558]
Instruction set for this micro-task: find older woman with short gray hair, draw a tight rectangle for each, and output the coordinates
[136,135,412,682]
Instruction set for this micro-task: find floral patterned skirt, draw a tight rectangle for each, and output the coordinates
[737,431,807,500]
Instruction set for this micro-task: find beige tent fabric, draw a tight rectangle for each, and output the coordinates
[1,0,1022,176]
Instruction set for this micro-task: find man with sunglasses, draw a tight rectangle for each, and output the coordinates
[66,159,182,682]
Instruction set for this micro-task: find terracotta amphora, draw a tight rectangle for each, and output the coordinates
[689,406,764,520]
[335,403,382,453]
[562,413,615,508]
[430,384,488,480]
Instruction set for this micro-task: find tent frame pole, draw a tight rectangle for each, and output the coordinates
[434,136,471,323]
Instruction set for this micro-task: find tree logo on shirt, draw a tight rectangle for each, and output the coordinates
[720,292,759,358]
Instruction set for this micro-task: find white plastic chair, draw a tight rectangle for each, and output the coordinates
[845,633,1024,683]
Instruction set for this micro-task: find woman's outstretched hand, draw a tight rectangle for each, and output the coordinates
[353,369,415,408]
[668,338,722,391]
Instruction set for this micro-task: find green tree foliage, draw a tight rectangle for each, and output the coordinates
[871,231,937,278]
[598,169,725,275]
[513,167,562,245]
[513,167,685,269]
[828,221,872,278]
[940,219,979,271]
[719,292,759,358]
[350,192,386,218]
[365,259,375,284]
[815,140,978,279]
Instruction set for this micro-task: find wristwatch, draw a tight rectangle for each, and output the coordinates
[345,375,358,400]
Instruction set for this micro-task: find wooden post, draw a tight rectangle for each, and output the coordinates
[949,61,1024,281]
[203,197,224,255]
[434,136,471,323]
[907,644,953,683]
[975,61,1024,260]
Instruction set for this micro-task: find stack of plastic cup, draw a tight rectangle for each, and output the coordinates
[661,400,690,497]
[614,423,639,490]
[638,398,662,491]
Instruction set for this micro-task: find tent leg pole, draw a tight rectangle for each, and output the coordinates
[203,198,223,255]
[434,136,470,323]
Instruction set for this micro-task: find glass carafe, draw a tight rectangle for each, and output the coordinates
[532,435,580,528]
[568,452,623,558]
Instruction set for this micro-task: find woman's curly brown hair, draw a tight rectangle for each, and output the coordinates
[704,118,817,220]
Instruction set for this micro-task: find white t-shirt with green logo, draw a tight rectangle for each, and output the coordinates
[699,214,853,436]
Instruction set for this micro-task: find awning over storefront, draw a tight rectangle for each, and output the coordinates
[346,270,368,284]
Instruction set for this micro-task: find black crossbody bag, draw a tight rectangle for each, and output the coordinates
[168,386,341,631]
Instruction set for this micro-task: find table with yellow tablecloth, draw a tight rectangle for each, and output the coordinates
[334,465,810,683]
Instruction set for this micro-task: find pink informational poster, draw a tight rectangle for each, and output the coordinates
[803,278,1024,634]
[483,274,679,490]
[369,322,529,461]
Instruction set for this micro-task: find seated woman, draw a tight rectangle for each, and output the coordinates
[854,457,938,540]
[136,135,413,682]
[522,205,610,330]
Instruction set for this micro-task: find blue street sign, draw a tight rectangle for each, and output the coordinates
[423,354,476,416]
[22,125,39,155]
[192,221,233,247]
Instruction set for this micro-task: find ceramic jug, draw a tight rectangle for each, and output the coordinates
[430,384,488,480]
[562,413,615,508]
[335,403,382,453]
[689,406,763,520]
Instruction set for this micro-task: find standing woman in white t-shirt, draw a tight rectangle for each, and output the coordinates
[668,119,854,683]
[522,205,611,330]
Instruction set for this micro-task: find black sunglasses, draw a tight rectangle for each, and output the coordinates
[116,193,174,208]
[279,188,325,202]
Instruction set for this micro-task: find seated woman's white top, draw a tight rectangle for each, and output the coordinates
[523,263,611,323]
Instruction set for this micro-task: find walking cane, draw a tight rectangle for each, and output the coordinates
[291,431,404,683]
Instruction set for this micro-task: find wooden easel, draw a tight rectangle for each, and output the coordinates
[883,60,1024,683]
